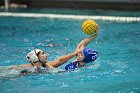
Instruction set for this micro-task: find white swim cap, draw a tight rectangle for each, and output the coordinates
[26,49,43,63]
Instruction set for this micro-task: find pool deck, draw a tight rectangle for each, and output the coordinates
[1,0,140,11]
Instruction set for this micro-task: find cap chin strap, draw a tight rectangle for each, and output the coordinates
[75,61,85,68]
[34,50,46,68]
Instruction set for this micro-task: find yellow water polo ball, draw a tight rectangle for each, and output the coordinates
[82,19,99,35]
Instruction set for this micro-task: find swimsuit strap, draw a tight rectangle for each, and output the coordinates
[77,61,85,68]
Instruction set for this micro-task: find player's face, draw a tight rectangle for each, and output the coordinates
[38,51,48,63]
[76,51,84,61]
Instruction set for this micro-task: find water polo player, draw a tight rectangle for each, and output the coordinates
[65,48,98,71]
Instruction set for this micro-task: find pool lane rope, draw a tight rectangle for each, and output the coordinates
[0,12,140,22]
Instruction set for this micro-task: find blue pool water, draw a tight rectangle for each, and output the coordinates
[0,8,140,93]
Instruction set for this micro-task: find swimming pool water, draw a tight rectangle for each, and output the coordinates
[0,8,140,93]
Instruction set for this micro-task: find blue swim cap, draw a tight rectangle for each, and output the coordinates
[82,48,98,63]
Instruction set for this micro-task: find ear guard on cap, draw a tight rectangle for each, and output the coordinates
[26,49,43,63]
[82,48,98,63]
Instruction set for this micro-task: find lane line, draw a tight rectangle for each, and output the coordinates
[0,12,140,22]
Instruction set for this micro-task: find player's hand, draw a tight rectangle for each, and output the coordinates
[74,46,83,55]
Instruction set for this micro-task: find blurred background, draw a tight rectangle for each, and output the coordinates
[0,0,140,11]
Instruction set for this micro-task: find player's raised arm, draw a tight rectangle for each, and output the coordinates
[76,19,99,50]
